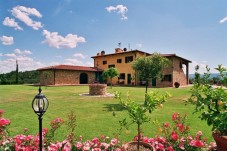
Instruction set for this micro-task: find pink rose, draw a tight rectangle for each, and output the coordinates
[190,140,204,148]
[0,118,10,126]
[156,143,164,150]
[110,138,118,146]
[76,142,83,149]
[164,122,170,128]
[172,113,179,121]
[171,131,178,141]
[143,137,149,143]
[179,142,185,150]
[92,137,99,144]
[166,145,175,151]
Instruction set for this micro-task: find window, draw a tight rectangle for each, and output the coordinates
[103,61,107,65]
[117,59,122,63]
[108,64,115,68]
[125,56,133,63]
[119,73,125,79]
[162,74,172,82]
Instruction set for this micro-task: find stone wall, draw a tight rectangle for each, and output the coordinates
[89,84,107,95]
[154,57,188,87]
[172,58,188,86]
[39,70,55,85]
[155,59,174,87]
[39,70,96,85]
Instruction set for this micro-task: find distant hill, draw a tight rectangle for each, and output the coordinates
[189,73,220,79]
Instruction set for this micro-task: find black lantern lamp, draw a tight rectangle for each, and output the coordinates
[32,86,49,151]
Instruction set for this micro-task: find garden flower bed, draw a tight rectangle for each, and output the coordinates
[0,110,216,151]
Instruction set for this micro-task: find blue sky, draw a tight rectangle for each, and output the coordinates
[1,0,227,74]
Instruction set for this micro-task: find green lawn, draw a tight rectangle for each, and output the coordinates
[0,85,213,142]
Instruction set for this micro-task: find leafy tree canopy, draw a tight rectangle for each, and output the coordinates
[102,67,119,88]
[132,52,170,82]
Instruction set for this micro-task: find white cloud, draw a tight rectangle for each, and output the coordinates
[0,50,45,73]
[64,58,83,65]
[0,58,45,73]
[14,49,32,55]
[0,36,14,45]
[106,5,128,20]
[3,17,23,30]
[64,58,93,67]
[0,53,2,56]
[11,5,43,30]
[136,44,142,48]
[4,53,17,58]
[73,53,86,59]
[42,30,86,49]
[85,61,93,67]
[220,17,227,23]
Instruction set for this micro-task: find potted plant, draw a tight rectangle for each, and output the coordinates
[174,82,180,88]
[188,65,227,151]
[115,91,170,151]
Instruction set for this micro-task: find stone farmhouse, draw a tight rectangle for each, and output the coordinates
[38,48,191,87]
[38,65,100,85]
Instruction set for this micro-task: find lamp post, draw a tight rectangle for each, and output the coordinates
[32,86,49,151]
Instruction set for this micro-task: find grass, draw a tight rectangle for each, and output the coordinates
[0,85,213,143]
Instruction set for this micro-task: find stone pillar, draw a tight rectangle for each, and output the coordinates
[186,63,189,85]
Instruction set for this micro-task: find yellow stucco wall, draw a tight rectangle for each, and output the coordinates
[93,50,148,85]
[93,49,190,87]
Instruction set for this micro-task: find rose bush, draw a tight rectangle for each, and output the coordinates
[0,110,217,151]
[151,113,216,151]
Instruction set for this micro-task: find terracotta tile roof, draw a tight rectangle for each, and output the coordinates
[91,49,191,63]
[91,49,150,58]
[160,54,192,63]
[37,65,102,72]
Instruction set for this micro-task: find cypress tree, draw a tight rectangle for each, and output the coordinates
[16,60,19,84]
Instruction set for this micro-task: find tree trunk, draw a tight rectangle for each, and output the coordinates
[110,78,112,89]
[137,123,141,151]
[144,80,148,105]
[145,80,148,94]
[16,62,19,84]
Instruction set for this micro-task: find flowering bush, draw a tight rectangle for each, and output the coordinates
[44,117,64,147]
[0,110,217,151]
[0,109,10,141]
[151,113,216,151]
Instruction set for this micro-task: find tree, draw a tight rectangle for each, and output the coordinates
[102,67,119,88]
[16,60,19,84]
[132,52,170,103]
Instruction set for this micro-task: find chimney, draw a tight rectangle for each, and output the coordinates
[101,50,105,55]
[115,48,122,53]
